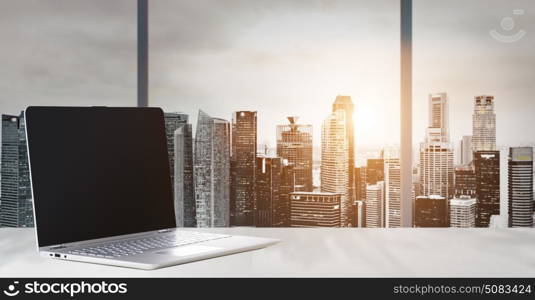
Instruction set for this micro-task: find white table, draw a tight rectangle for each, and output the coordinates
[0,227,534,277]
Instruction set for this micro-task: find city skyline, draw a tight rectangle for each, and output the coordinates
[1,88,534,228]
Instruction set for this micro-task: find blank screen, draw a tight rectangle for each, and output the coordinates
[25,107,176,247]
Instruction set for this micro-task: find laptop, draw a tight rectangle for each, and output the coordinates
[25,106,278,270]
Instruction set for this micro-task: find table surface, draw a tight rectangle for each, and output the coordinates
[1,227,534,277]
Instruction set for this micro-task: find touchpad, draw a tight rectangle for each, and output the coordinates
[157,245,222,257]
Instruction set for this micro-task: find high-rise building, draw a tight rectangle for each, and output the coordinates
[385,158,401,228]
[412,181,422,201]
[412,166,422,200]
[493,148,510,229]
[454,164,476,198]
[508,147,533,227]
[164,113,195,227]
[427,93,449,143]
[279,161,295,227]
[255,156,290,227]
[194,110,230,227]
[172,117,196,227]
[321,109,350,226]
[474,151,500,227]
[354,200,366,228]
[419,92,453,200]
[353,166,366,226]
[289,192,341,227]
[419,143,454,199]
[332,95,355,207]
[472,95,496,152]
[414,195,448,227]
[365,181,384,228]
[460,135,473,165]
[230,111,257,226]
[276,117,313,192]
[0,113,33,227]
[450,195,476,228]
[355,167,367,200]
[366,158,384,185]
[164,113,188,195]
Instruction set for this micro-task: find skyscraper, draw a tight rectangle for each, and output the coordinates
[279,161,295,227]
[472,95,496,152]
[354,200,366,228]
[230,111,257,226]
[255,156,287,227]
[474,151,500,227]
[164,113,188,194]
[508,147,533,227]
[321,109,350,226]
[365,181,384,228]
[454,164,476,198]
[164,113,195,227]
[460,135,473,165]
[276,117,313,192]
[0,113,33,227]
[289,192,341,227]
[173,122,195,227]
[414,195,448,227]
[194,110,230,227]
[419,143,454,199]
[450,195,476,228]
[353,166,366,226]
[412,166,422,200]
[427,93,449,143]
[419,92,453,199]
[385,158,401,228]
[354,167,367,201]
[366,158,384,185]
[332,95,355,207]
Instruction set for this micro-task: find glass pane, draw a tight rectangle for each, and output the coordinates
[0,1,136,228]
[150,0,400,228]
[413,0,535,227]
[0,1,137,112]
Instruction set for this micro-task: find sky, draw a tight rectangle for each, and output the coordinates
[1,0,534,161]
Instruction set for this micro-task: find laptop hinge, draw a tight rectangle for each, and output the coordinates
[158,229,173,233]
[49,244,67,250]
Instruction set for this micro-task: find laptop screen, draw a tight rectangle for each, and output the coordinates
[25,107,176,247]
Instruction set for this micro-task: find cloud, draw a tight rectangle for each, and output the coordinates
[0,0,534,151]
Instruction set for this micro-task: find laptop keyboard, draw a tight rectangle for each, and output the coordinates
[67,231,231,258]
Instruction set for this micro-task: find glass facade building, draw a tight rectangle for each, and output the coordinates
[332,96,355,209]
[0,113,33,228]
[365,181,384,228]
[472,95,496,152]
[508,147,533,227]
[321,109,350,226]
[450,196,476,228]
[255,156,291,227]
[194,110,230,227]
[230,111,257,226]
[290,192,341,227]
[276,117,313,192]
[454,164,476,198]
[414,195,448,228]
[385,158,401,228]
[474,151,500,227]
[164,113,195,227]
